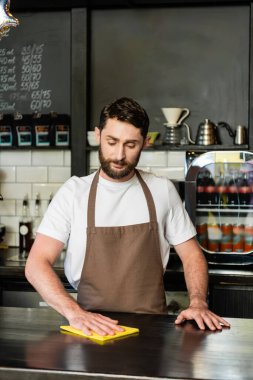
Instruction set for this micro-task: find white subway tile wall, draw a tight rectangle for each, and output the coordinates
[17,167,48,183]
[138,151,168,167]
[0,150,71,247]
[48,167,72,183]
[32,151,65,166]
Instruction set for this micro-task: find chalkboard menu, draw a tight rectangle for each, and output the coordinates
[0,12,70,114]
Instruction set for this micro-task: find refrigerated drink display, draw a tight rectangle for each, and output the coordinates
[185,151,253,264]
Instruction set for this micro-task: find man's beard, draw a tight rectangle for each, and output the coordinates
[98,147,141,180]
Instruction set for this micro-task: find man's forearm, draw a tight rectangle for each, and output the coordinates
[25,259,82,320]
[175,237,209,306]
[183,252,209,306]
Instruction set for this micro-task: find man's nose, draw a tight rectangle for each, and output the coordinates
[115,145,126,161]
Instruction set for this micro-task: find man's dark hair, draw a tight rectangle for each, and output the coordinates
[98,97,149,138]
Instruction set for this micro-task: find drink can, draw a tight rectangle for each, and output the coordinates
[232,224,244,252]
[196,223,208,249]
[220,234,233,252]
[207,223,221,252]
[220,223,233,252]
[244,237,253,252]
[198,235,208,249]
[196,223,207,234]
[221,223,233,235]
[244,225,253,252]
[208,239,220,252]
[244,224,253,235]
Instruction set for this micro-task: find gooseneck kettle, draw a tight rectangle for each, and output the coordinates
[195,119,236,146]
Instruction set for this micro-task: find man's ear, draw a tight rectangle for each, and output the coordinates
[95,127,101,144]
[143,135,151,148]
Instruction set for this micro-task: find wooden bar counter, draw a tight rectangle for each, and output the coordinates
[0,306,251,380]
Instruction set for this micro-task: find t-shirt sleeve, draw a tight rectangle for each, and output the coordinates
[37,177,75,244]
[165,180,196,246]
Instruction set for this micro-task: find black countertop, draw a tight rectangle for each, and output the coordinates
[0,306,250,380]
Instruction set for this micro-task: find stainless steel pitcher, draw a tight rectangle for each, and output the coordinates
[234,125,247,145]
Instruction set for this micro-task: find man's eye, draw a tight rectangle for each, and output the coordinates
[108,141,116,146]
[127,143,136,149]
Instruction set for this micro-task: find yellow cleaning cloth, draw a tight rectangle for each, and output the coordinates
[60,325,139,342]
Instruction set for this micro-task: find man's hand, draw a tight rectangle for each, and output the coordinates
[175,299,230,331]
[174,238,231,331]
[26,234,124,337]
[67,309,124,336]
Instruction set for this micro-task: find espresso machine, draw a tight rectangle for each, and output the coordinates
[162,107,195,145]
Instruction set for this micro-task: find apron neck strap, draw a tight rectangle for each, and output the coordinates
[87,169,158,227]
[87,170,100,228]
[135,169,158,223]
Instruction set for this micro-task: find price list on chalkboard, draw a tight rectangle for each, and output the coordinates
[0,48,16,95]
[21,44,52,111]
[0,12,70,114]
[0,44,52,112]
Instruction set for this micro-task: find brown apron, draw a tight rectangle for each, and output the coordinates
[77,169,168,314]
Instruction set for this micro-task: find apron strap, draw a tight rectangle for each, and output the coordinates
[87,170,100,229]
[87,169,158,228]
[135,170,158,224]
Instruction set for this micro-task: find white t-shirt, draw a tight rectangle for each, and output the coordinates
[38,170,196,289]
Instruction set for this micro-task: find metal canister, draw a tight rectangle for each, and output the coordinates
[196,223,208,249]
[220,223,233,252]
[244,224,253,252]
[234,125,247,145]
[232,224,245,253]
